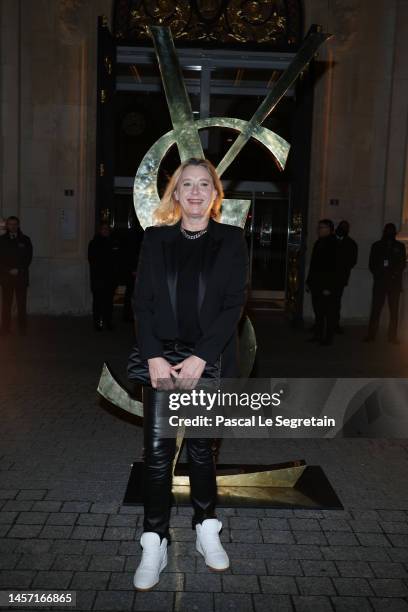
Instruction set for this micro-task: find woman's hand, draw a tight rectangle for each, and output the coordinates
[171,355,206,389]
[148,357,174,389]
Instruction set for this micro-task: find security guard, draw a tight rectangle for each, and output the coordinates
[365,223,406,343]
[306,219,338,345]
[334,220,358,332]
[88,223,120,330]
[0,216,33,335]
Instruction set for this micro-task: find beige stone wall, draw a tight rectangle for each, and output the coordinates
[304,0,408,325]
[0,0,111,313]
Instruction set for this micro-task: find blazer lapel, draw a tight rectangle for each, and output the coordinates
[162,223,180,329]
[198,224,222,313]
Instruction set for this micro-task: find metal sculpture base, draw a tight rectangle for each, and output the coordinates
[123,459,343,509]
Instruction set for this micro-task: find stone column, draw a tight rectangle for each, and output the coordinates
[0,0,21,219]
[389,1,408,338]
[1,0,112,313]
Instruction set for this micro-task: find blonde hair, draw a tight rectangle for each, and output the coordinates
[153,158,223,225]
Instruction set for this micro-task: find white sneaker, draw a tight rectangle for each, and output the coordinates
[195,518,229,571]
[133,532,167,591]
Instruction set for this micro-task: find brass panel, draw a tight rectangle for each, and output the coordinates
[171,484,315,507]
[104,56,112,75]
[173,464,306,488]
[113,0,303,48]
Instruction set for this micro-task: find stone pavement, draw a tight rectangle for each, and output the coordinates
[0,314,408,611]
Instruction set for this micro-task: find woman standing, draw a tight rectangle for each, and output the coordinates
[131,157,248,590]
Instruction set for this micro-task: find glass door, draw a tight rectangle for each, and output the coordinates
[224,186,289,307]
[250,195,289,302]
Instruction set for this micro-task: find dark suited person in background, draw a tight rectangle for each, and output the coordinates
[365,223,406,344]
[88,223,120,331]
[0,216,33,335]
[334,220,358,333]
[306,219,337,346]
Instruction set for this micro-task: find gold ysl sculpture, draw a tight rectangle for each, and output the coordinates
[98,25,335,507]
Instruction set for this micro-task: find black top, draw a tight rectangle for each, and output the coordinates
[87,234,121,290]
[0,230,33,287]
[306,234,338,291]
[176,228,209,343]
[369,238,406,289]
[335,235,358,287]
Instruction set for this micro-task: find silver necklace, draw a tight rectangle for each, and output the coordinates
[180,226,208,240]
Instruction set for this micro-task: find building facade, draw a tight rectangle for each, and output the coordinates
[1,0,407,326]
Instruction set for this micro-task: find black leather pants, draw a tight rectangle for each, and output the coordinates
[142,386,217,541]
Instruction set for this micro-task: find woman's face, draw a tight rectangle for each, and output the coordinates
[174,165,217,223]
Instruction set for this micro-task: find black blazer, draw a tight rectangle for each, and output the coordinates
[0,231,33,287]
[306,235,337,291]
[132,218,249,377]
[369,238,406,290]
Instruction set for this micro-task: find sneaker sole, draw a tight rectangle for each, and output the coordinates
[206,563,230,572]
[134,580,160,592]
